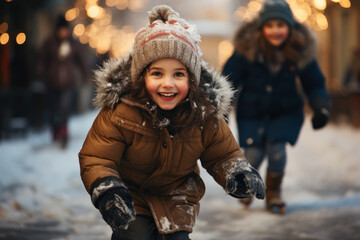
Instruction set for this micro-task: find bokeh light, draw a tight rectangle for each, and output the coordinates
[218,40,234,67]
[339,0,351,8]
[0,33,10,45]
[65,8,80,21]
[66,0,151,58]
[16,32,26,45]
[73,24,85,37]
[234,0,352,31]
[0,23,9,34]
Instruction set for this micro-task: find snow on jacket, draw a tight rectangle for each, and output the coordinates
[222,19,330,147]
[79,54,245,234]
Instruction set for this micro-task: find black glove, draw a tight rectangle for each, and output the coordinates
[97,187,136,231]
[226,160,265,199]
[312,108,329,130]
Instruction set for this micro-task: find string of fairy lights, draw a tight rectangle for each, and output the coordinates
[0,0,353,57]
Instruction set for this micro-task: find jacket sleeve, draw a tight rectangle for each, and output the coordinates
[78,108,132,195]
[221,52,247,91]
[298,59,331,112]
[199,117,245,188]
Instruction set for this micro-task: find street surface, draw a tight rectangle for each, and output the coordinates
[1,111,359,240]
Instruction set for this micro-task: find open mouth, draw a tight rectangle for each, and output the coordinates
[158,92,177,97]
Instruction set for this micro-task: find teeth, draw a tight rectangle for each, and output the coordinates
[160,93,176,97]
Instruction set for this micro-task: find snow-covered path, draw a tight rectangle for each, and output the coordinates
[1,110,360,240]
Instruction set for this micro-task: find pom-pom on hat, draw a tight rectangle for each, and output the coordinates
[131,5,202,85]
[259,0,295,28]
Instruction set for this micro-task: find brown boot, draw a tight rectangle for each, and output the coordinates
[266,171,286,214]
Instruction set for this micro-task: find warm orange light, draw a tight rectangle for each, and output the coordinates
[106,0,117,7]
[116,0,128,10]
[316,13,328,30]
[0,23,8,34]
[233,7,247,21]
[73,24,85,37]
[87,6,105,19]
[65,8,79,21]
[16,32,26,45]
[218,40,234,68]
[313,0,327,10]
[79,34,89,44]
[339,0,351,8]
[294,8,308,22]
[128,0,145,11]
[248,1,262,13]
[0,33,9,45]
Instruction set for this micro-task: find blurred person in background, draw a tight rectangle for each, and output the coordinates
[222,0,330,214]
[343,47,360,92]
[37,15,87,148]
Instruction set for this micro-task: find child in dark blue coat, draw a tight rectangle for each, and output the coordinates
[222,0,330,214]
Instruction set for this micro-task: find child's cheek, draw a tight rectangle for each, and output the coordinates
[177,82,189,102]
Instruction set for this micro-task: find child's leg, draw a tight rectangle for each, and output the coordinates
[240,146,265,208]
[266,142,286,173]
[265,142,287,213]
[111,215,156,240]
[157,231,191,240]
[243,146,265,170]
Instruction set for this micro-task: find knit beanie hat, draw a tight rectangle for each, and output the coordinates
[131,5,202,85]
[259,0,295,28]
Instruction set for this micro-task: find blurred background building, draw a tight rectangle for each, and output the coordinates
[0,0,359,140]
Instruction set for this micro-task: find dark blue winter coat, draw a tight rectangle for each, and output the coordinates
[222,20,330,147]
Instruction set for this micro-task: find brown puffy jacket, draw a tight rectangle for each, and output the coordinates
[79,55,245,234]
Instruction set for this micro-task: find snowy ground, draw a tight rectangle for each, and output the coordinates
[1,110,360,240]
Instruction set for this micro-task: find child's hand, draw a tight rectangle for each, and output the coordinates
[312,107,329,130]
[97,187,136,230]
[225,159,265,200]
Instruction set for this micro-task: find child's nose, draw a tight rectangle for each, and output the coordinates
[162,75,175,87]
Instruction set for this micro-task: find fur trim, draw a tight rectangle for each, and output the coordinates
[199,61,234,118]
[92,54,234,118]
[234,18,317,68]
[92,54,133,109]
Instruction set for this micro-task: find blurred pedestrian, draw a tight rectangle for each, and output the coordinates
[343,47,360,92]
[37,15,87,148]
[222,0,330,214]
[79,5,265,240]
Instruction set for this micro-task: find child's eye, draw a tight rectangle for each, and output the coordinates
[277,22,286,28]
[174,72,186,77]
[151,71,162,77]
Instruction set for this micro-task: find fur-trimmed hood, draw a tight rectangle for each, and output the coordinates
[92,53,234,122]
[233,18,317,68]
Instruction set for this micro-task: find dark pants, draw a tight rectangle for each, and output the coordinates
[111,215,191,240]
[47,87,75,143]
[243,141,287,173]
[48,87,75,130]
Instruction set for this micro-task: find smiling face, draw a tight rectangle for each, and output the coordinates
[145,58,190,110]
[262,19,290,47]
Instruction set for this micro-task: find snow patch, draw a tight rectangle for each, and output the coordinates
[159,216,171,232]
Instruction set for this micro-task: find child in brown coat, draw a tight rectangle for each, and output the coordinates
[79,5,265,240]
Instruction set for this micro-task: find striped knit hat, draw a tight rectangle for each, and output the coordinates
[131,5,202,85]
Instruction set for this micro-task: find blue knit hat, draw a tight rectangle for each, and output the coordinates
[259,0,295,28]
